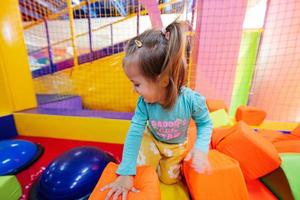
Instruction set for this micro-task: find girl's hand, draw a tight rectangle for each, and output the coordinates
[184,148,212,174]
[100,175,139,200]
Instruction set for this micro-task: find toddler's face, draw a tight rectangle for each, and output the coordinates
[124,64,165,104]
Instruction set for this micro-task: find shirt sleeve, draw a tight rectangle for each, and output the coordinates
[116,96,148,175]
[191,93,213,153]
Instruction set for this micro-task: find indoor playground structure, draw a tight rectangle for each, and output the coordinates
[0,0,300,199]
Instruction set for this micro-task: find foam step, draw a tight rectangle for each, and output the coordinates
[0,176,22,200]
[261,153,300,200]
[183,150,249,200]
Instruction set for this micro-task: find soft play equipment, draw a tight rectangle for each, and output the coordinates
[261,153,300,200]
[269,124,300,153]
[256,129,300,153]
[257,129,299,143]
[159,181,190,200]
[260,167,294,200]
[89,162,160,200]
[183,150,249,200]
[235,106,267,126]
[291,124,300,137]
[280,153,300,199]
[206,99,228,113]
[246,180,277,200]
[210,127,230,149]
[29,146,115,200]
[212,122,281,180]
[0,175,22,200]
[209,109,232,128]
[0,139,43,175]
[273,140,300,153]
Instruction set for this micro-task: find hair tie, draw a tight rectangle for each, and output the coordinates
[134,39,142,48]
[161,28,170,41]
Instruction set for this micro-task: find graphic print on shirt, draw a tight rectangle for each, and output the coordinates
[150,119,188,140]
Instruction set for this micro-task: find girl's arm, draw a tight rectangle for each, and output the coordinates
[101,97,147,199]
[116,96,148,175]
[192,93,213,153]
[186,93,212,174]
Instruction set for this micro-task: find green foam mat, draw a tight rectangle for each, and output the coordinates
[209,109,232,128]
[0,175,22,200]
[280,153,300,200]
[260,167,294,200]
[260,153,300,200]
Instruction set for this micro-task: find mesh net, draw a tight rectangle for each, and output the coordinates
[189,0,300,122]
[248,0,300,122]
[20,0,190,113]
[19,0,300,122]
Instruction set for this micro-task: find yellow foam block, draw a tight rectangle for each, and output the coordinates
[14,112,130,144]
[209,109,233,128]
[252,121,298,132]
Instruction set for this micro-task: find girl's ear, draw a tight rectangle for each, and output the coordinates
[159,74,169,87]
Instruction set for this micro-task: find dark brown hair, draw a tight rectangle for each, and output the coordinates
[123,21,188,109]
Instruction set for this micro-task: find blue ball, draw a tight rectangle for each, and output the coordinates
[36,146,115,200]
[0,139,40,175]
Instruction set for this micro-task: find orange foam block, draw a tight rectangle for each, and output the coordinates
[183,150,249,200]
[211,127,232,149]
[246,180,277,200]
[206,99,228,113]
[273,140,300,153]
[215,122,281,180]
[88,162,160,200]
[291,124,300,137]
[236,106,266,125]
[257,129,299,143]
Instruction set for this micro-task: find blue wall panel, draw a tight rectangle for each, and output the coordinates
[0,115,18,140]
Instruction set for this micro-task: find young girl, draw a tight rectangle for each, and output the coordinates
[101,21,213,200]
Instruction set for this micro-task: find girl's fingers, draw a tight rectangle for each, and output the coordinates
[122,189,128,200]
[131,187,140,193]
[112,189,123,200]
[193,165,205,173]
[105,187,118,200]
[101,183,113,191]
[192,162,212,174]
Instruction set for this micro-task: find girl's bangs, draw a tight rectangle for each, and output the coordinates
[123,53,140,69]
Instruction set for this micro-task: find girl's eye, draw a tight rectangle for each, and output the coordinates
[134,84,140,87]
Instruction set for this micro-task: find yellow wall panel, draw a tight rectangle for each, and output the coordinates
[0,0,36,112]
[0,57,13,116]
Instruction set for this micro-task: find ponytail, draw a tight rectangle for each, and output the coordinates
[160,21,188,109]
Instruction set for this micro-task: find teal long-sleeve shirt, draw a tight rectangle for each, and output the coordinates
[117,87,213,175]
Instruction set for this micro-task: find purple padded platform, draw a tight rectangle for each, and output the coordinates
[22,108,133,120]
[37,94,82,110]
[28,94,134,120]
